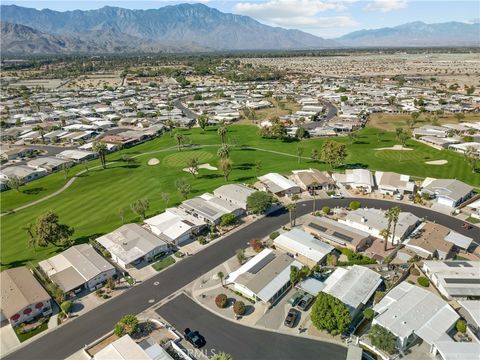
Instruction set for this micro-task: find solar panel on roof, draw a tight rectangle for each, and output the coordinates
[332,231,354,243]
[308,222,327,233]
[444,278,480,284]
[444,261,472,268]
[248,253,275,274]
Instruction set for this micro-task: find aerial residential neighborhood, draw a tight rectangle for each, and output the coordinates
[0,1,479,360]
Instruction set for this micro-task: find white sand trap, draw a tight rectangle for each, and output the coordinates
[425,160,448,165]
[375,145,413,151]
[148,158,160,165]
[182,163,217,174]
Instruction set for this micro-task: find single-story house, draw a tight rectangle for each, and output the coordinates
[373,282,460,353]
[374,171,415,195]
[0,146,33,160]
[422,260,480,300]
[39,244,116,294]
[213,184,256,211]
[144,208,206,246]
[27,156,73,173]
[402,223,455,260]
[340,208,421,244]
[93,334,172,360]
[303,215,374,252]
[273,228,334,267]
[96,224,170,270]
[56,149,96,162]
[0,165,47,186]
[226,248,303,306]
[421,178,474,208]
[0,267,52,326]
[332,169,375,193]
[322,265,382,318]
[290,169,336,193]
[257,173,301,197]
[180,193,243,225]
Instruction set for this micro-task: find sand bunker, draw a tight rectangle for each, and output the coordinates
[375,145,413,151]
[182,163,218,174]
[148,158,160,165]
[425,160,448,165]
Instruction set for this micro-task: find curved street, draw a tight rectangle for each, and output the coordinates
[5,198,479,360]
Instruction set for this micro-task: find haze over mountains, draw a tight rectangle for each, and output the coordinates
[1,3,479,55]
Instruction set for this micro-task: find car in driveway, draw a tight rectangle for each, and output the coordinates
[297,294,314,311]
[184,328,206,348]
[288,292,303,306]
[330,193,344,199]
[284,308,301,328]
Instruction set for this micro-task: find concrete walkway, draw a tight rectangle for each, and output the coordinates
[0,324,20,358]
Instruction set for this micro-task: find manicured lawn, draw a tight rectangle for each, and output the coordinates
[15,321,48,342]
[152,256,176,271]
[367,112,478,131]
[1,125,477,270]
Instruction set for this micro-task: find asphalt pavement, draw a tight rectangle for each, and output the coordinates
[5,198,478,360]
[156,294,348,360]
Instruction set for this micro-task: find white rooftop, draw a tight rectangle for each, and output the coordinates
[274,228,334,263]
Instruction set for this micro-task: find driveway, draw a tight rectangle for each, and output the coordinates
[0,324,20,357]
[156,294,347,360]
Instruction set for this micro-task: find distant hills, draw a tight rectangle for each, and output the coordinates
[1,4,479,55]
[338,21,480,47]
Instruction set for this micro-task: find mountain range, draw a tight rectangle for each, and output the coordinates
[1,4,479,55]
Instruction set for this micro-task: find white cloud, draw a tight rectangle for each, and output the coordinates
[364,0,407,12]
[271,15,358,28]
[235,0,345,19]
[234,0,356,29]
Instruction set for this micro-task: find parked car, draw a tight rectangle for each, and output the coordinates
[297,294,314,311]
[288,292,303,306]
[408,194,415,201]
[394,193,404,200]
[330,193,344,199]
[184,328,206,348]
[284,308,301,328]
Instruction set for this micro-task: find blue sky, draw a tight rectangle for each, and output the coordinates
[3,1,479,37]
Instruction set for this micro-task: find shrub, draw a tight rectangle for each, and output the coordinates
[348,201,361,210]
[249,239,263,253]
[174,251,184,258]
[269,231,280,240]
[417,276,430,287]
[322,206,330,214]
[311,293,351,334]
[106,277,116,290]
[369,324,397,354]
[363,308,374,320]
[114,315,139,337]
[215,294,228,308]
[60,300,73,314]
[456,319,467,333]
[198,236,208,245]
[374,291,385,304]
[236,249,246,264]
[233,301,245,316]
[220,213,236,227]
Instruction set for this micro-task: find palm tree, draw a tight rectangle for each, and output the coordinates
[217,271,224,286]
[286,203,295,228]
[218,125,227,144]
[174,132,184,152]
[33,126,46,144]
[218,158,232,181]
[311,181,319,213]
[92,141,108,169]
[384,208,395,245]
[380,228,391,252]
[217,144,230,159]
[291,194,300,226]
[389,206,401,246]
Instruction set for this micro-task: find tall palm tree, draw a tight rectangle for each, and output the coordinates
[218,125,227,144]
[389,206,401,246]
[286,203,295,228]
[92,141,108,169]
[175,132,184,152]
[380,228,391,252]
[218,158,232,182]
[383,208,395,251]
[311,181,319,213]
[33,126,46,144]
[291,194,300,226]
[217,144,230,159]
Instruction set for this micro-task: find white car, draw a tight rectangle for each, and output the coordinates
[330,193,344,199]
[394,193,404,200]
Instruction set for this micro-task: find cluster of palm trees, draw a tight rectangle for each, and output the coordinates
[379,206,401,252]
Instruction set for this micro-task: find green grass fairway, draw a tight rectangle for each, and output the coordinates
[1,125,477,269]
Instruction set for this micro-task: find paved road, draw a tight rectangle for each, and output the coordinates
[303,99,337,130]
[157,294,347,360]
[6,198,478,360]
[174,99,198,120]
